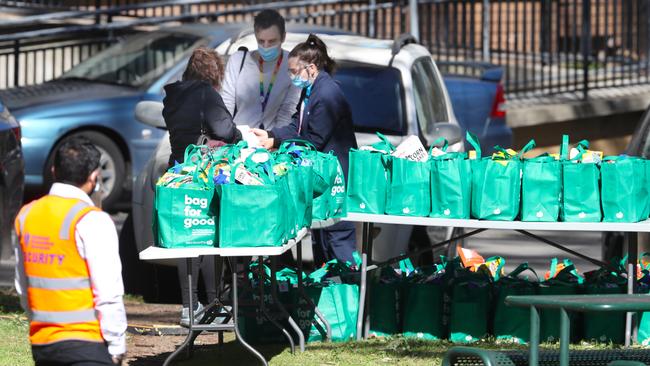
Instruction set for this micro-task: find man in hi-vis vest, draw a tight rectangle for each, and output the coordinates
[14,137,126,365]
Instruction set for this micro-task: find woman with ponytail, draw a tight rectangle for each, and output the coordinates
[253,34,358,266]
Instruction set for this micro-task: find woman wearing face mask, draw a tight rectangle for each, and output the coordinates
[252,34,358,266]
[221,9,300,130]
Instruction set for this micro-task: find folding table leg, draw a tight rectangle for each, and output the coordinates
[230,257,268,366]
[357,222,369,341]
[257,257,295,354]
[364,223,374,338]
[270,256,304,352]
[163,258,199,366]
[296,239,331,341]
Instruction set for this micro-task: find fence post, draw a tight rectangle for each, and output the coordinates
[581,0,591,99]
[369,0,377,38]
[409,0,420,40]
[482,0,490,61]
[13,40,19,88]
[94,0,101,24]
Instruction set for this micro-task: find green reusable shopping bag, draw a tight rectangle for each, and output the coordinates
[217,156,292,247]
[385,155,431,217]
[539,258,584,342]
[402,279,446,340]
[644,160,650,220]
[560,136,602,222]
[582,267,626,343]
[521,154,562,222]
[368,266,401,337]
[493,263,539,344]
[238,263,296,344]
[294,282,359,342]
[449,268,492,343]
[467,132,534,220]
[347,132,394,214]
[346,148,389,214]
[154,146,218,248]
[274,150,314,230]
[601,156,648,222]
[312,151,347,220]
[430,138,472,219]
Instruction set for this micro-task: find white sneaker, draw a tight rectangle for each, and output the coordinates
[179,302,204,327]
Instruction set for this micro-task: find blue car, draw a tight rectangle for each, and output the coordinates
[0,99,24,260]
[0,24,250,211]
[439,61,512,153]
[0,23,352,212]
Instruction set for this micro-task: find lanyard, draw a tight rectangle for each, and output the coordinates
[258,52,283,113]
[298,84,313,134]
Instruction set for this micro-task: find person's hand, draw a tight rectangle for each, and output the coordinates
[251,128,269,140]
[111,354,124,365]
[260,138,275,150]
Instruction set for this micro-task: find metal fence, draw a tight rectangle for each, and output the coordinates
[1,0,649,99]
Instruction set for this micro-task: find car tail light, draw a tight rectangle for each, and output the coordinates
[490,83,506,119]
[11,126,21,142]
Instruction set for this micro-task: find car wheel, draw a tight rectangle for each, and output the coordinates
[45,131,125,212]
[119,213,180,304]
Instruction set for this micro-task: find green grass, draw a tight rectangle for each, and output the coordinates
[0,288,633,366]
[0,288,31,366]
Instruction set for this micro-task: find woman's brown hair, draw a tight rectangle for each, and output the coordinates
[289,34,336,74]
[182,47,225,89]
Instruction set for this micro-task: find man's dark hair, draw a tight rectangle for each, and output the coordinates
[254,9,285,36]
[53,136,101,186]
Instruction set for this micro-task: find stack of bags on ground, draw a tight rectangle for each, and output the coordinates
[347,132,650,223]
[238,254,361,343]
[367,246,648,345]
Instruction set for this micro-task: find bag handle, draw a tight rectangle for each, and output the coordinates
[517,139,536,159]
[507,262,539,281]
[278,139,317,153]
[243,149,276,184]
[184,144,206,164]
[428,137,449,155]
[466,131,481,158]
[372,132,395,153]
[560,135,569,160]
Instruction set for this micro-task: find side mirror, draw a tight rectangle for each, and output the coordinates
[424,122,462,146]
[134,101,165,129]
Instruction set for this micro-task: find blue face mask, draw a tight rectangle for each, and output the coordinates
[258,45,280,62]
[290,74,311,89]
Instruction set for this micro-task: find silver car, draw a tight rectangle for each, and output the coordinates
[122,31,462,301]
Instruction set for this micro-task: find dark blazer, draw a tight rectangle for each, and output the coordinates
[271,71,357,178]
[163,80,241,165]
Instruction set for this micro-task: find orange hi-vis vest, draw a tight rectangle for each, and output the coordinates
[15,195,104,346]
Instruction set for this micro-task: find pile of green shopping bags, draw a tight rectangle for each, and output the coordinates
[347,131,650,223]
[364,246,633,345]
[154,141,347,248]
[238,255,360,344]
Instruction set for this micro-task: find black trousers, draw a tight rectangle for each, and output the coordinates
[312,221,357,267]
[177,256,217,308]
[32,340,113,366]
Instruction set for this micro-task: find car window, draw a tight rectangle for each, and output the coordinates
[334,64,406,135]
[62,32,206,88]
[411,57,450,135]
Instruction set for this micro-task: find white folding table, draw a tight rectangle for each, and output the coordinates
[139,227,332,366]
[342,213,650,345]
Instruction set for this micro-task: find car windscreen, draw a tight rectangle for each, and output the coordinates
[61,32,206,88]
[411,57,450,133]
[334,63,406,135]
